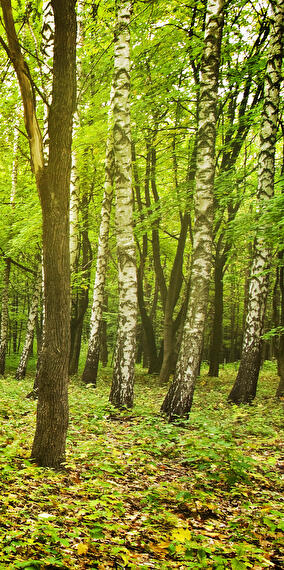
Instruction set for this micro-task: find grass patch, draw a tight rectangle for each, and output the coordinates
[0,365,283,568]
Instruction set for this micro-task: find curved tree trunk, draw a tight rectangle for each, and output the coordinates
[229,0,284,404]
[109,0,137,408]
[161,0,224,419]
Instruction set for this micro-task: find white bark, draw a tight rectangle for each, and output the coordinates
[70,0,84,272]
[109,0,137,408]
[161,0,225,419]
[82,84,114,384]
[10,115,19,207]
[16,265,42,380]
[70,151,80,272]
[229,0,284,403]
[42,0,54,154]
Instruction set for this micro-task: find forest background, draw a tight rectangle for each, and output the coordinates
[0,0,283,568]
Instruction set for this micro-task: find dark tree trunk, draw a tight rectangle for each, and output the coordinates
[31,0,76,467]
[0,5,75,453]
[276,335,284,397]
[137,266,160,374]
[276,253,284,397]
[0,259,11,375]
[69,189,91,375]
[208,253,224,377]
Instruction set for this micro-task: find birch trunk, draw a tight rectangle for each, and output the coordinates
[16,265,42,380]
[161,0,224,419]
[82,87,114,384]
[70,0,84,274]
[109,0,137,408]
[229,0,284,404]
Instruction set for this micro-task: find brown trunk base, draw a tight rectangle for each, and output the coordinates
[82,346,99,385]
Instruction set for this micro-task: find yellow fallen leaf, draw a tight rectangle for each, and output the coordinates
[77,543,88,555]
[171,527,191,543]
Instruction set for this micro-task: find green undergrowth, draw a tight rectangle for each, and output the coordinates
[0,364,283,569]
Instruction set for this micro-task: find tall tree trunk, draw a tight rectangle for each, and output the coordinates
[208,248,225,377]
[109,0,137,408]
[31,0,76,467]
[0,0,76,467]
[82,85,114,385]
[69,188,91,375]
[276,239,284,397]
[229,0,283,404]
[16,265,42,380]
[161,0,224,419]
[159,212,190,384]
[133,139,160,374]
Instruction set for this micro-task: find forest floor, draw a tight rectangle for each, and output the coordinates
[0,363,283,569]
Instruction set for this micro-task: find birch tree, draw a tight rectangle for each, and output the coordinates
[109,0,137,408]
[229,0,284,404]
[161,0,224,419]
[15,264,42,380]
[82,84,114,385]
[0,0,76,468]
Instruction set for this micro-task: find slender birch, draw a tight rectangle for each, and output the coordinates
[70,0,84,273]
[82,84,114,385]
[16,264,42,380]
[161,0,224,419]
[229,0,284,404]
[109,0,137,408]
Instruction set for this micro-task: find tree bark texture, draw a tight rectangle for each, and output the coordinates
[82,85,114,385]
[161,0,224,419]
[229,0,284,404]
[109,0,137,408]
[0,0,77,467]
[31,0,76,467]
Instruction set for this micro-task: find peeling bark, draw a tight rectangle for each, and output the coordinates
[109,0,137,408]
